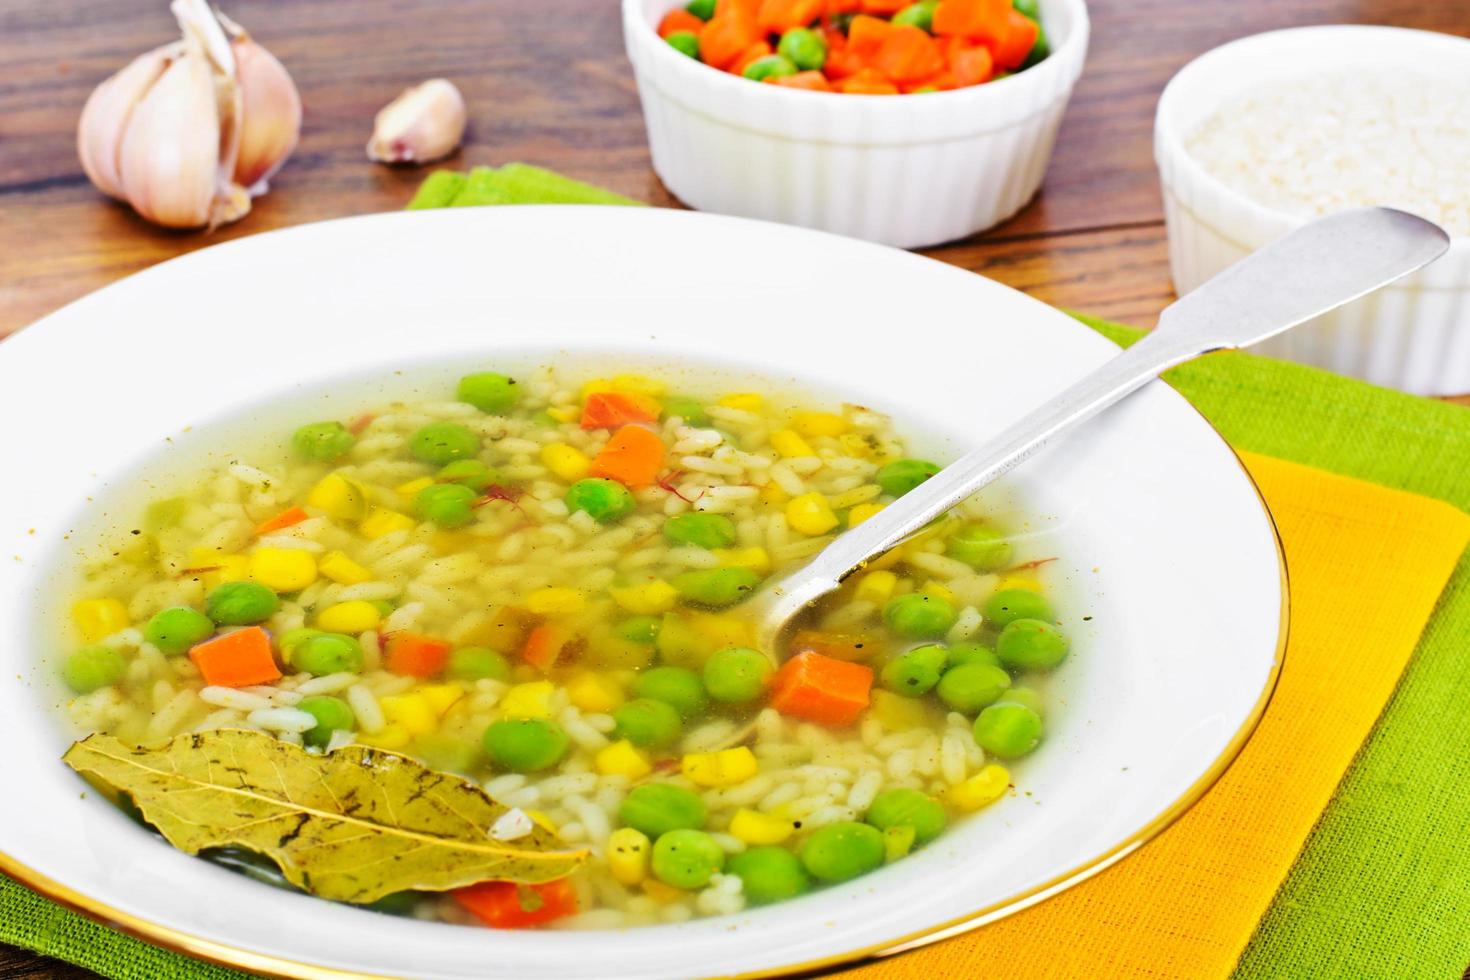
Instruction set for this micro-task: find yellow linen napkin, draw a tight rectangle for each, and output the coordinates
[838,452,1470,979]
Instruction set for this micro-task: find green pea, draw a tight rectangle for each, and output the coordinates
[947,641,1001,669]
[672,567,760,608]
[298,695,354,749]
[414,483,478,528]
[703,647,772,703]
[482,718,570,772]
[685,0,715,19]
[865,788,947,845]
[799,821,885,883]
[875,459,940,498]
[663,512,737,549]
[997,618,1069,670]
[292,421,355,462]
[616,616,662,644]
[882,593,957,638]
[982,588,1052,626]
[1004,686,1042,712]
[613,698,683,748]
[666,30,701,59]
[654,613,705,668]
[413,733,481,773]
[936,663,1012,713]
[777,28,827,70]
[143,497,185,532]
[880,644,948,697]
[1013,0,1040,16]
[204,581,278,626]
[447,646,509,681]
[631,666,707,719]
[891,0,938,30]
[292,633,364,675]
[437,459,497,491]
[143,606,214,656]
[279,628,323,661]
[619,783,708,838]
[565,478,637,523]
[662,395,710,427]
[456,372,521,414]
[883,824,916,861]
[743,54,798,82]
[364,891,421,916]
[1023,21,1050,69]
[408,422,480,466]
[945,523,1013,570]
[727,846,810,904]
[62,645,126,694]
[651,828,725,890]
[973,701,1043,759]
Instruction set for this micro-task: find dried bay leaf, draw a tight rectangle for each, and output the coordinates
[63,729,587,904]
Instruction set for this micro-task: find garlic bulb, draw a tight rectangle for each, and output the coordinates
[367,79,467,165]
[76,0,300,229]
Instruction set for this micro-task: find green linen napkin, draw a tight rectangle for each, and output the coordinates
[2,175,1466,979]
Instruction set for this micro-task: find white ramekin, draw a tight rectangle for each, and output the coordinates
[623,0,1089,249]
[1156,25,1470,396]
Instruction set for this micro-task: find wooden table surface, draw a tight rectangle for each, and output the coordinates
[3,0,1467,975]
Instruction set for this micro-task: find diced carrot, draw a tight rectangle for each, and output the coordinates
[823,41,867,79]
[947,39,993,86]
[837,69,900,94]
[385,632,451,678]
[790,629,871,661]
[825,0,861,14]
[931,0,1009,43]
[990,7,1038,70]
[189,626,280,688]
[846,14,896,58]
[871,23,945,81]
[701,8,761,70]
[254,506,309,536]
[770,651,873,727]
[580,391,661,430]
[659,8,706,37]
[860,0,907,13]
[767,70,834,91]
[521,624,571,673]
[453,878,579,929]
[589,424,666,489]
[757,0,824,34]
[901,70,956,92]
[731,40,774,76]
[717,0,762,19]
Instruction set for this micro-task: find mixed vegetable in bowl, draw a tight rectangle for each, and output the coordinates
[59,366,1070,928]
[658,0,1049,94]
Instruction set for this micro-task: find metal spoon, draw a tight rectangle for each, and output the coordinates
[748,207,1450,653]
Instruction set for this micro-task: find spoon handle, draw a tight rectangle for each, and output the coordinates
[759,208,1448,629]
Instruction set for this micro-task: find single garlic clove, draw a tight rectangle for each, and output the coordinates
[77,42,180,200]
[367,78,466,165]
[231,37,301,193]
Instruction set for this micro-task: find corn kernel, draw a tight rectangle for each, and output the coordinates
[759,482,789,507]
[306,473,366,520]
[786,492,839,536]
[922,580,957,605]
[642,878,685,902]
[526,587,587,616]
[527,810,559,833]
[792,411,848,438]
[581,375,668,400]
[997,574,1044,593]
[839,432,878,459]
[867,548,903,571]
[499,681,555,719]
[847,502,886,527]
[713,546,771,574]
[248,548,318,592]
[419,683,466,716]
[607,827,651,886]
[686,612,755,650]
[610,579,679,615]
[871,689,939,732]
[541,443,591,482]
[395,476,435,501]
[947,765,1011,811]
[854,570,897,605]
[718,392,763,412]
[72,598,130,642]
[729,807,794,845]
[769,429,814,459]
[187,548,249,588]
[379,693,437,736]
[318,550,372,585]
[883,824,916,862]
[359,507,416,540]
[315,600,381,634]
[567,672,624,714]
[682,746,759,787]
[357,723,410,750]
[546,405,581,423]
[595,739,652,779]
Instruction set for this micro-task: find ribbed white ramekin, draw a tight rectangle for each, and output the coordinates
[1156,26,1470,396]
[623,0,1089,249]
